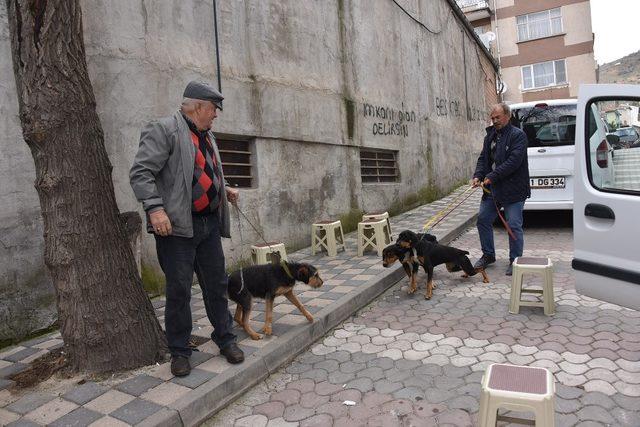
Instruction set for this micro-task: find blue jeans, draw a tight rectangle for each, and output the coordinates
[155,213,236,357]
[477,195,525,262]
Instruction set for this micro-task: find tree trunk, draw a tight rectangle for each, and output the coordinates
[6,0,167,373]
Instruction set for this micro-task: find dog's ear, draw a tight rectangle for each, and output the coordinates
[297,265,310,283]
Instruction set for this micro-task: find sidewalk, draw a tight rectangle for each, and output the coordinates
[0,186,481,427]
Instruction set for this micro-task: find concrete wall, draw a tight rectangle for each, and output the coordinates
[563,1,594,45]
[0,0,497,341]
[567,52,597,97]
[0,2,57,343]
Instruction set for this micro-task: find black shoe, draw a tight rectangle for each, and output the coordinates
[220,343,244,364]
[171,356,191,377]
[474,254,496,269]
[506,262,513,276]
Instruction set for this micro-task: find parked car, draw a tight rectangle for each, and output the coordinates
[509,99,616,210]
[611,126,639,148]
[510,99,577,210]
[573,84,640,311]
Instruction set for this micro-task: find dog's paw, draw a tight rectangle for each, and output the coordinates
[424,294,432,300]
[407,286,417,294]
[250,333,263,340]
[305,314,314,322]
[263,326,272,336]
[483,277,490,283]
[461,273,469,278]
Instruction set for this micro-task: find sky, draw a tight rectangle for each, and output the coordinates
[591,0,640,65]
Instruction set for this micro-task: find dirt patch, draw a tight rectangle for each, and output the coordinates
[9,348,71,389]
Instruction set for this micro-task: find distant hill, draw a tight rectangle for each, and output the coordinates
[599,50,640,84]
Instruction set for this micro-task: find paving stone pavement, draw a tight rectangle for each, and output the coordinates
[0,187,482,426]
[204,220,640,426]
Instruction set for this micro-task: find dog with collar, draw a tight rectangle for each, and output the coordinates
[396,230,490,299]
[382,233,438,294]
[227,261,323,340]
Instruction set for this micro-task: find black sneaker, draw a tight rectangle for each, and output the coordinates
[506,262,513,276]
[171,355,191,377]
[220,343,244,364]
[473,254,496,269]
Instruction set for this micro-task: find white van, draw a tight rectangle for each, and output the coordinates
[574,84,640,311]
[510,99,577,210]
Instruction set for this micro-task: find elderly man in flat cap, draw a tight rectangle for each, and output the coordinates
[130,81,243,376]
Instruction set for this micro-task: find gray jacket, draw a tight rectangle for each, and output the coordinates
[130,111,231,238]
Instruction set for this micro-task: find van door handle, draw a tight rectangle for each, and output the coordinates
[585,203,615,220]
[537,149,546,153]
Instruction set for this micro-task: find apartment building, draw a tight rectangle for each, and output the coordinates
[458,0,597,103]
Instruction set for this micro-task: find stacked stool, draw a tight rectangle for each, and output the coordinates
[311,220,346,257]
[357,218,391,256]
[478,363,556,427]
[509,257,555,316]
[251,242,288,265]
[362,211,393,240]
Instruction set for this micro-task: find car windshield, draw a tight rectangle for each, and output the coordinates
[510,104,577,147]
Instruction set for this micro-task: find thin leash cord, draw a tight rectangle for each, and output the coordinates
[234,205,245,293]
[234,204,271,247]
[422,186,478,233]
[233,203,284,273]
[480,185,517,241]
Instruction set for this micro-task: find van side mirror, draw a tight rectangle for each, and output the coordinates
[606,134,620,145]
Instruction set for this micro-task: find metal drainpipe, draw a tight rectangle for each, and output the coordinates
[213,0,222,92]
[492,0,503,97]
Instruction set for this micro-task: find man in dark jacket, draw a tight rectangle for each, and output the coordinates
[471,103,530,276]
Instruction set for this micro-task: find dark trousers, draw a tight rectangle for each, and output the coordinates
[477,195,525,261]
[155,214,236,357]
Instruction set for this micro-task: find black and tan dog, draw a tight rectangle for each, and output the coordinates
[396,230,490,299]
[228,261,323,340]
[382,233,438,294]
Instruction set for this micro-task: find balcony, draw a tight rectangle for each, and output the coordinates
[456,0,491,22]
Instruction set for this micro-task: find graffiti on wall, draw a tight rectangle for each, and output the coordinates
[435,97,486,122]
[363,103,416,137]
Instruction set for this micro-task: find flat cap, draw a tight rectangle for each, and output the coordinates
[183,81,223,110]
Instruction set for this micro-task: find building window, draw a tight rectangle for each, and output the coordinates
[516,8,562,42]
[521,59,567,90]
[360,149,399,183]
[217,138,254,188]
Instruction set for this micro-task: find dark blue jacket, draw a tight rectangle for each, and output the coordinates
[474,123,530,205]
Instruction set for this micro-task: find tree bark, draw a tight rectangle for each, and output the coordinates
[6,0,167,373]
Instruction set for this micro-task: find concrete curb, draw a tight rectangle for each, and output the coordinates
[167,210,479,426]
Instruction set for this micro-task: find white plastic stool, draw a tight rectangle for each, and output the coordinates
[251,242,288,265]
[311,220,346,257]
[363,211,393,240]
[478,363,555,427]
[357,218,391,257]
[509,257,555,315]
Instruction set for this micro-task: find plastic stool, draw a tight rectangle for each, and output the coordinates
[478,363,555,427]
[251,242,287,265]
[509,257,555,315]
[357,218,391,256]
[311,220,346,257]
[363,211,393,240]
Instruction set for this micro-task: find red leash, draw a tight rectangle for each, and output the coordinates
[480,185,517,241]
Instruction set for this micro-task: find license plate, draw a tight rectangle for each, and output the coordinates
[530,176,565,189]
